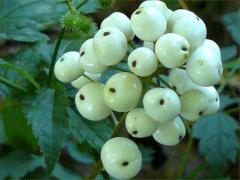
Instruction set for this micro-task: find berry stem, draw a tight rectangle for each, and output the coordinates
[178,0,189,9]
[86,112,128,179]
[0,76,27,93]
[176,121,193,177]
[110,111,118,126]
[82,74,94,82]
[48,27,66,86]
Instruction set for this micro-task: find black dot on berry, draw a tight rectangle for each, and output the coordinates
[80,94,85,100]
[179,135,183,140]
[122,161,129,166]
[159,99,164,105]
[132,60,137,67]
[135,10,141,15]
[196,17,200,21]
[199,111,203,116]
[132,131,138,135]
[216,97,218,101]
[60,58,64,62]
[181,46,187,51]
[80,51,85,57]
[109,88,116,93]
[103,32,110,36]
[172,86,177,91]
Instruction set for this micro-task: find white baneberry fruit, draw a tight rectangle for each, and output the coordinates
[103,72,142,112]
[186,46,222,86]
[180,90,208,121]
[131,7,166,41]
[128,47,158,77]
[143,88,180,123]
[172,15,207,50]
[75,83,111,121]
[101,12,134,41]
[202,39,221,59]
[155,33,190,68]
[143,41,154,50]
[125,108,158,138]
[71,72,101,89]
[93,27,128,66]
[153,116,186,146]
[166,9,173,20]
[54,51,84,83]
[79,39,107,74]
[199,86,220,115]
[167,9,195,32]
[169,68,202,94]
[101,137,142,179]
[139,0,168,19]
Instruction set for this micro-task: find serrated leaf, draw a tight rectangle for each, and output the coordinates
[193,113,239,169]
[52,163,81,180]
[68,108,113,151]
[0,0,66,42]
[220,95,240,110]
[0,100,37,152]
[222,11,240,45]
[0,151,44,178]
[25,83,69,173]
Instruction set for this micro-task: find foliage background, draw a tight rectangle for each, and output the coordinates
[0,0,239,179]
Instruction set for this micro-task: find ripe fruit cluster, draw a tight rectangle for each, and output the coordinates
[54,1,222,179]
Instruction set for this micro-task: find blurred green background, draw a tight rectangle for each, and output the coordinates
[0,0,239,179]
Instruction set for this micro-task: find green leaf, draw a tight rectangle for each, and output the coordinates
[0,100,37,152]
[138,144,155,162]
[0,151,44,178]
[193,113,239,169]
[0,0,66,42]
[52,163,81,180]
[220,95,240,110]
[222,11,240,44]
[25,83,69,173]
[68,108,113,151]
[221,46,237,62]
[0,58,40,89]
[0,117,7,144]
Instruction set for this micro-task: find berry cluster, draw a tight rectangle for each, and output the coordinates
[54,1,222,179]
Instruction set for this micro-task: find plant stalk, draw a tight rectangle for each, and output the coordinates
[0,76,27,93]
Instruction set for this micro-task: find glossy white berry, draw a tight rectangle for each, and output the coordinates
[172,15,207,50]
[75,83,111,121]
[143,41,154,50]
[71,72,101,89]
[143,88,180,123]
[101,12,134,41]
[125,108,158,138]
[167,9,195,32]
[131,7,166,41]
[79,39,107,74]
[199,86,220,115]
[103,72,142,112]
[54,51,84,83]
[186,46,222,86]
[93,27,128,66]
[155,33,190,68]
[153,116,186,146]
[139,0,168,19]
[180,90,208,121]
[128,47,158,77]
[166,9,173,20]
[169,68,202,94]
[202,39,221,59]
[101,137,142,179]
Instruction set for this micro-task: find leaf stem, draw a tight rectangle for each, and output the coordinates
[86,112,128,179]
[76,0,89,10]
[0,76,27,93]
[48,28,66,86]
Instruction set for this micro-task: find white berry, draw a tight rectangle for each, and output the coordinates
[71,72,101,89]
[125,108,158,138]
[128,47,158,77]
[155,33,190,68]
[79,39,107,74]
[75,83,111,121]
[172,15,207,50]
[153,116,186,146]
[186,46,222,86]
[54,51,84,83]
[101,137,142,179]
[101,12,134,41]
[180,90,208,121]
[143,88,180,123]
[93,27,128,66]
[103,72,142,112]
[202,39,221,59]
[131,7,166,41]
[139,0,168,19]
